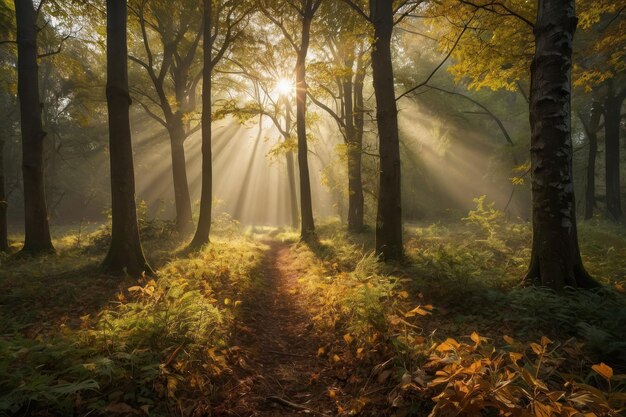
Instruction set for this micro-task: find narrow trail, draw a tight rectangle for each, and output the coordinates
[215,241,337,416]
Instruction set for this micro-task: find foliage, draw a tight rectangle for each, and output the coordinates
[0,229,265,416]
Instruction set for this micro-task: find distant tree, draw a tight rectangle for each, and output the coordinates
[309,1,369,233]
[189,0,251,249]
[260,0,322,241]
[603,79,625,220]
[341,0,409,260]
[128,0,203,235]
[102,0,152,277]
[0,132,7,252]
[578,101,603,220]
[14,0,54,254]
[524,0,597,289]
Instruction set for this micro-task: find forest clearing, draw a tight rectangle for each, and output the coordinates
[1,0,626,416]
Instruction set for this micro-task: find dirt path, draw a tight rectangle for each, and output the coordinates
[215,241,337,416]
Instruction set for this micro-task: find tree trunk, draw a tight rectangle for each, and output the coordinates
[169,123,194,235]
[0,139,8,252]
[14,0,54,254]
[370,0,402,260]
[343,75,364,232]
[524,0,596,289]
[295,8,316,241]
[580,101,602,220]
[284,98,299,229]
[188,0,213,249]
[604,80,625,221]
[102,0,152,277]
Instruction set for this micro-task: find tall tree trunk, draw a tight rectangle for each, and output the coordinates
[370,0,402,260]
[102,0,152,277]
[524,0,596,289]
[14,0,54,254]
[580,102,602,220]
[169,123,194,235]
[189,0,213,249]
[343,75,364,232]
[604,80,625,221]
[284,98,299,229]
[0,139,8,252]
[295,7,316,241]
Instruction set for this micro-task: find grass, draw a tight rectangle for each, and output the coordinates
[0,219,266,416]
[1,207,625,416]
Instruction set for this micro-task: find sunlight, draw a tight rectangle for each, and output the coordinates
[275,77,294,96]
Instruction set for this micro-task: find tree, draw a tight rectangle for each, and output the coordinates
[261,0,322,241]
[128,0,203,235]
[524,0,596,289]
[342,0,408,260]
[14,0,54,254]
[603,79,625,220]
[578,101,603,220]
[309,1,369,232]
[101,0,152,277]
[189,0,251,249]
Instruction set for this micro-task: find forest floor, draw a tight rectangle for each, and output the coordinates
[215,241,338,416]
[1,214,626,416]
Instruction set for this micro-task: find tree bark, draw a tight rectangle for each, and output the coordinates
[14,0,54,254]
[343,72,364,232]
[168,122,194,235]
[102,0,152,277]
[580,102,602,220]
[188,0,213,249]
[284,98,299,229]
[524,0,596,289]
[604,80,625,221]
[295,4,316,241]
[0,138,8,252]
[370,0,402,260]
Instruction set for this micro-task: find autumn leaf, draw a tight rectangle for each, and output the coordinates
[592,363,613,381]
[343,333,354,344]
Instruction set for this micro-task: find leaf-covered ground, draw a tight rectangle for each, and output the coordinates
[1,215,625,416]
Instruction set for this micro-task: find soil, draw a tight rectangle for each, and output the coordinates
[214,241,340,416]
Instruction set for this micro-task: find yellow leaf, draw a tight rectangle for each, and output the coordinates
[343,334,354,344]
[328,388,337,399]
[534,402,552,417]
[592,363,613,381]
[356,347,365,359]
[127,286,143,292]
[503,335,515,345]
[436,338,461,352]
[234,300,242,307]
[398,291,409,299]
[332,354,341,363]
[405,305,431,317]
[470,332,481,345]
[317,347,326,356]
[509,352,523,364]
[540,336,552,347]
[530,343,544,355]
[224,298,231,305]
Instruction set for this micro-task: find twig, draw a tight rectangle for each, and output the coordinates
[266,396,320,414]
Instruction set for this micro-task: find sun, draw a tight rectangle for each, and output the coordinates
[275,78,294,96]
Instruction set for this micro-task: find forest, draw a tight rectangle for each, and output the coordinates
[0,0,625,416]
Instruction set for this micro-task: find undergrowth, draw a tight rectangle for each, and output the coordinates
[0,223,264,416]
[283,208,626,416]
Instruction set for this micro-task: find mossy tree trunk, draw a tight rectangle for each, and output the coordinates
[524,0,597,289]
